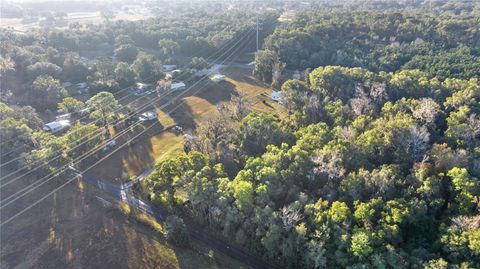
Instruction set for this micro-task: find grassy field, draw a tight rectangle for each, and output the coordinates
[0,7,152,32]
[89,66,285,182]
[0,168,249,269]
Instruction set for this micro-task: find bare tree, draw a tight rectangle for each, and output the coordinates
[467,113,480,142]
[412,98,440,125]
[280,205,303,231]
[224,93,251,121]
[369,82,388,107]
[405,125,430,162]
[312,149,346,181]
[271,61,286,91]
[350,86,374,116]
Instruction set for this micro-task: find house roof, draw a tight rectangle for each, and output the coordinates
[44,120,70,130]
[171,82,186,88]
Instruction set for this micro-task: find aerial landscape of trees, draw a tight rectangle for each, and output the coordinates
[143,1,480,268]
[1,0,479,268]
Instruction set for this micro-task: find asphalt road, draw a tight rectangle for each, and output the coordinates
[82,173,276,269]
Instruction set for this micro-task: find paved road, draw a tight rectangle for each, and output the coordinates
[82,173,275,269]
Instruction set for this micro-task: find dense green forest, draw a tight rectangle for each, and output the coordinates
[256,12,480,80]
[143,2,480,269]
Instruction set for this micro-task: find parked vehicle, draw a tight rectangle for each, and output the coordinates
[102,139,117,152]
[139,111,157,121]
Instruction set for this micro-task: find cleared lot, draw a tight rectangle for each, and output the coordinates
[0,168,249,269]
[88,66,285,182]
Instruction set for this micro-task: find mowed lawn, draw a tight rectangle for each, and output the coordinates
[89,66,285,182]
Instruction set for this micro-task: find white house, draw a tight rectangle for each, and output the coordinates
[43,120,71,133]
[271,91,282,102]
[171,82,186,91]
[211,74,225,82]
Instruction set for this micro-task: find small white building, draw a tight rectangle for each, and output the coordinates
[171,82,186,91]
[271,91,282,102]
[43,120,71,133]
[211,74,226,82]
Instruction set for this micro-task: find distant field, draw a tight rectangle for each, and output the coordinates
[0,7,152,31]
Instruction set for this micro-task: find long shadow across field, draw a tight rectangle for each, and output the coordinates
[164,79,237,131]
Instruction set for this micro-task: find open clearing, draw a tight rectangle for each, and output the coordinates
[1,7,152,32]
[89,66,285,182]
[0,168,249,269]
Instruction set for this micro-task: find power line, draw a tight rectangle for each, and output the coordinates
[0,18,260,155]
[0,28,254,226]
[0,27,255,209]
[0,25,256,177]
[0,25,256,188]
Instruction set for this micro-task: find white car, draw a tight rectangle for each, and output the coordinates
[139,111,157,121]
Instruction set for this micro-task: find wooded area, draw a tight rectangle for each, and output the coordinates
[1,0,479,268]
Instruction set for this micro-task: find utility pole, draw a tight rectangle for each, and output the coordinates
[256,17,259,52]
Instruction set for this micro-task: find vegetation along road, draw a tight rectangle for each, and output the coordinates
[80,172,276,269]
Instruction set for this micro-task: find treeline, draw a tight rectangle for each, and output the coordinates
[145,65,480,268]
[256,11,480,80]
[0,5,277,107]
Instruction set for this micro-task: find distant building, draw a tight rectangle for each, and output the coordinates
[211,74,226,82]
[171,82,186,91]
[43,120,71,133]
